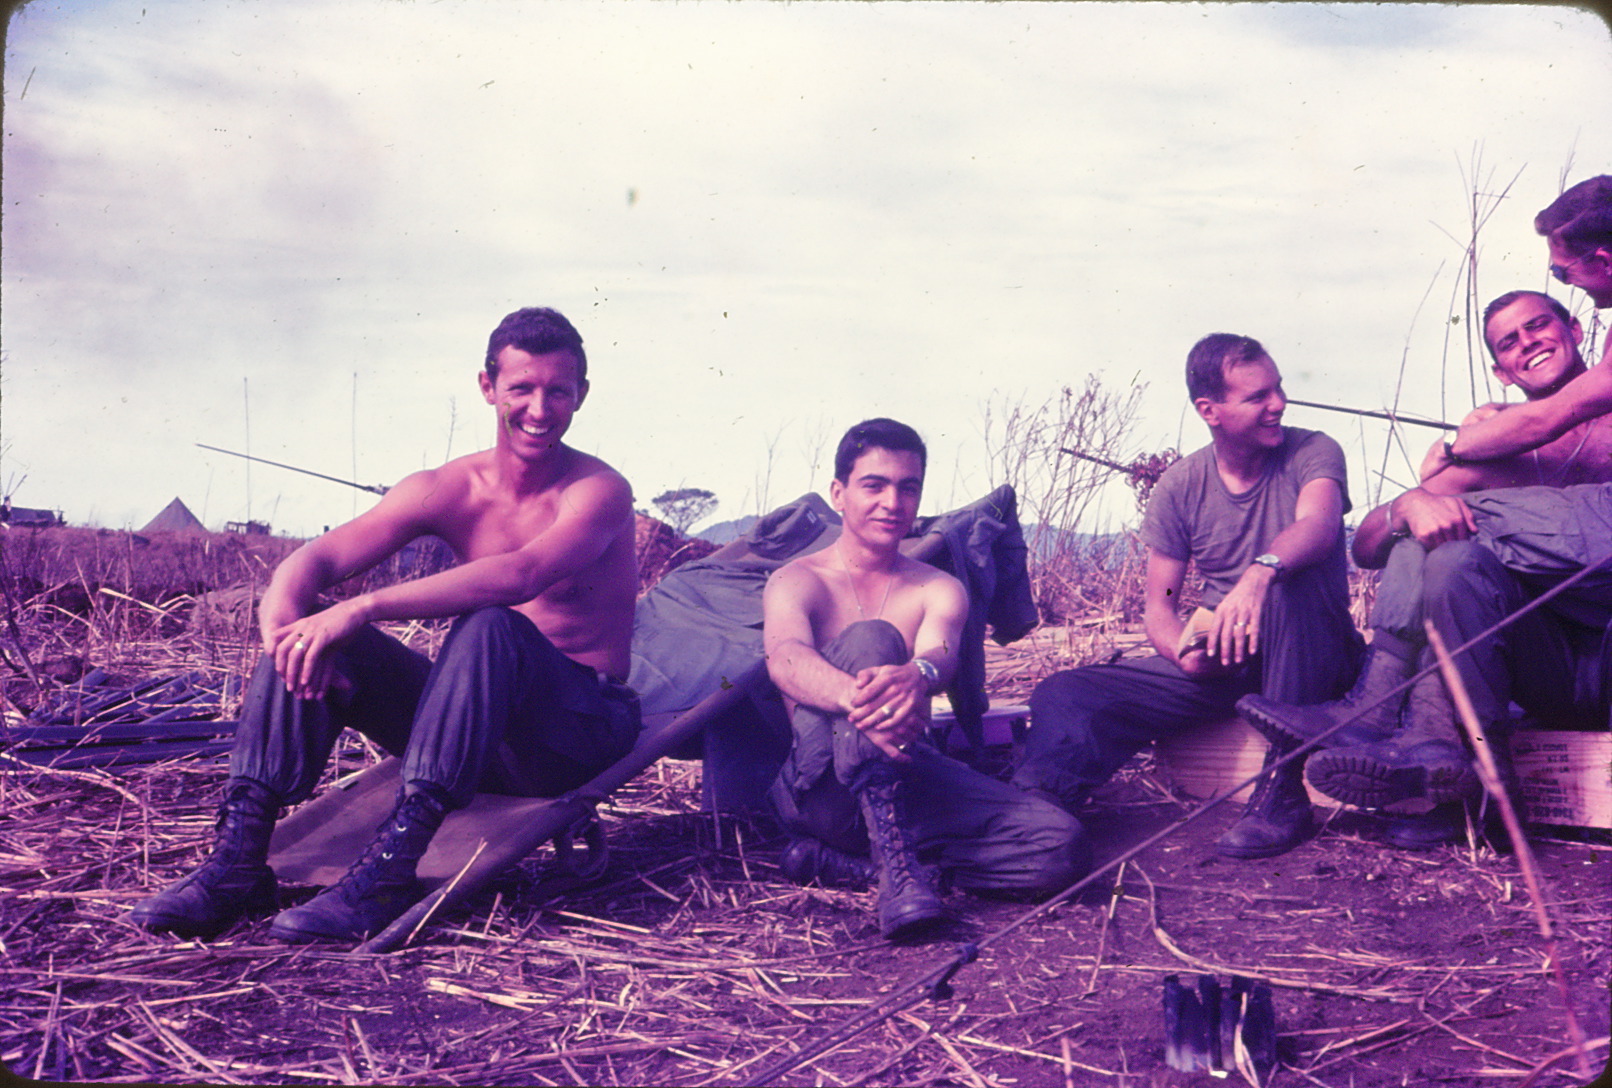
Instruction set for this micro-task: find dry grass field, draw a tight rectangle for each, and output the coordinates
[1,524,1607,1087]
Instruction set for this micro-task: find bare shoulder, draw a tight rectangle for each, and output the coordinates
[557,450,634,512]
[763,551,835,632]
[371,458,478,524]
[771,549,834,596]
[899,556,967,607]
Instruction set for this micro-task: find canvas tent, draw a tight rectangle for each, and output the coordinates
[141,497,206,534]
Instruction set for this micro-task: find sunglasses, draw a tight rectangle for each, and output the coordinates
[1550,252,1594,283]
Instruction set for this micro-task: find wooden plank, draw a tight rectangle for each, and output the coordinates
[929,705,1030,750]
[267,757,571,887]
[1153,718,1338,807]
[1155,718,1611,828]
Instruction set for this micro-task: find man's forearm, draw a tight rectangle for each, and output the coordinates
[766,639,857,714]
[258,546,339,638]
[1449,366,1612,460]
[1350,502,1400,569]
[1143,603,1186,665]
[354,552,556,624]
[1260,510,1341,573]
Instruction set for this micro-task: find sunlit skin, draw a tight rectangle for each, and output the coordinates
[259,345,637,698]
[1193,355,1288,485]
[481,348,586,462]
[1354,295,1612,567]
[1484,295,1585,400]
[762,446,969,762]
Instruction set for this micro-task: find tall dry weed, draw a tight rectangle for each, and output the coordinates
[982,376,1171,625]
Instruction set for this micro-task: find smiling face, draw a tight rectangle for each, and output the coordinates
[479,346,588,459]
[830,446,924,551]
[1485,295,1586,400]
[1195,354,1286,452]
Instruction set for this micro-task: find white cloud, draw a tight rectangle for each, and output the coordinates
[4,0,1611,533]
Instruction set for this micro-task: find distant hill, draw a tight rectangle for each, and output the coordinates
[1021,526,1137,566]
[696,515,759,546]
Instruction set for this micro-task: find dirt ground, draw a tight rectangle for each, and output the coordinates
[2,739,1606,1088]
[0,532,1605,1086]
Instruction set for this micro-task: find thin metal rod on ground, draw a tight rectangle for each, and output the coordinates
[743,548,1612,1086]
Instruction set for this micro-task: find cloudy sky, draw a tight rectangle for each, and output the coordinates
[4,1,1611,539]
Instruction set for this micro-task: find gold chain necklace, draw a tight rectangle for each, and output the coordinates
[837,543,895,620]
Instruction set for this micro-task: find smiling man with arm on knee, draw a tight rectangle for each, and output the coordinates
[131,306,641,943]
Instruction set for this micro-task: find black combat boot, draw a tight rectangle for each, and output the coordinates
[855,769,944,940]
[1304,671,1479,809]
[129,778,280,937]
[1236,633,1415,750]
[780,837,877,890]
[1382,803,1469,850]
[1215,743,1315,859]
[269,786,451,943]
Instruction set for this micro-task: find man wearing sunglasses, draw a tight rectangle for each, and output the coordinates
[1446,175,1612,462]
[1239,177,1612,846]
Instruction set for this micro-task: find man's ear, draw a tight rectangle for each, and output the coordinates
[479,369,497,405]
[1568,315,1584,348]
[574,379,590,411]
[1491,363,1516,389]
[1192,396,1219,426]
[828,477,845,512]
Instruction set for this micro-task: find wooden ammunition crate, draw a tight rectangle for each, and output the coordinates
[1155,717,1611,828]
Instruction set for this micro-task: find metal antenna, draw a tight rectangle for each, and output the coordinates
[195,444,389,495]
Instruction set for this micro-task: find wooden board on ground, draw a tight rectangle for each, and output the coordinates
[268,757,567,888]
[928,704,1030,751]
[1154,717,1338,807]
[1155,717,1611,828]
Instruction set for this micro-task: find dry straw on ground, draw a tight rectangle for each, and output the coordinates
[2,525,1607,1086]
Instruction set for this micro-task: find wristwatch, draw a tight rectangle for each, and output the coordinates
[1442,439,1468,466]
[912,657,941,694]
[1252,553,1285,579]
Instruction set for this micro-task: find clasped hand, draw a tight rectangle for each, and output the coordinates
[1392,489,1477,550]
[847,662,926,762]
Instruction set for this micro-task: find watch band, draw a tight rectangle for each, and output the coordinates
[1252,553,1284,578]
[912,656,941,693]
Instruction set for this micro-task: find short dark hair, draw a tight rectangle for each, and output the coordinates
[833,418,927,483]
[1185,333,1268,403]
[1535,175,1612,257]
[1481,290,1574,360]
[484,307,587,383]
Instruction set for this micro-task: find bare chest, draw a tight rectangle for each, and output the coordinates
[438,492,562,563]
[812,581,923,653]
[1534,419,1612,486]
